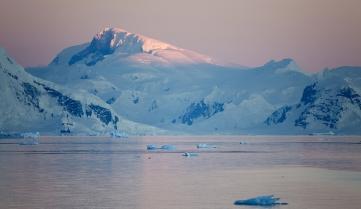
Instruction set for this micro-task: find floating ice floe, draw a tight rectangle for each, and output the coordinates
[19,132,40,145]
[234,195,287,206]
[182,152,198,157]
[146,144,176,150]
[196,143,216,149]
[147,144,158,150]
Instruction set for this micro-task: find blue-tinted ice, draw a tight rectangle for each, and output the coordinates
[234,195,287,206]
[196,143,216,148]
[147,144,158,150]
[183,152,199,157]
[146,144,176,150]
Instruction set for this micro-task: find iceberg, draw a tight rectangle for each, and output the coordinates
[182,152,198,157]
[146,144,158,150]
[234,195,287,206]
[146,144,176,150]
[196,143,216,149]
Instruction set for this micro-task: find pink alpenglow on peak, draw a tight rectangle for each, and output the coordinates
[56,27,214,67]
[95,27,177,53]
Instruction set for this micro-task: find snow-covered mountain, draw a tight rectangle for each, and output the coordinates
[50,27,213,67]
[264,66,361,134]
[0,47,162,135]
[26,27,361,135]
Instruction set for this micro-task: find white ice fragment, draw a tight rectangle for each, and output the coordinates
[196,143,216,149]
[234,195,287,206]
[147,144,157,150]
[146,144,176,150]
[183,152,198,157]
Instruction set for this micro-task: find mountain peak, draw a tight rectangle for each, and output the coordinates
[68,27,179,66]
[261,58,307,74]
[93,27,177,53]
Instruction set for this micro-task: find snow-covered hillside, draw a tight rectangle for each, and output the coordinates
[0,47,162,135]
[265,66,361,134]
[26,27,361,135]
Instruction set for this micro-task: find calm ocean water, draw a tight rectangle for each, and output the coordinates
[0,136,360,209]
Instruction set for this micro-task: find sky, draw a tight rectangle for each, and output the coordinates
[0,0,360,71]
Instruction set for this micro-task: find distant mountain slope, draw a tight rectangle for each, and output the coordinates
[265,66,361,134]
[0,47,162,135]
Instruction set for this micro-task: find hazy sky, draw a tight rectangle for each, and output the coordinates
[0,0,360,71]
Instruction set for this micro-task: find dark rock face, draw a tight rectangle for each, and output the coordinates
[69,29,117,66]
[265,105,292,125]
[89,104,112,125]
[31,80,119,128]
[43,86,84,117]
[22,82,40,101]
[294,99,343,129]
[266,82,361,130]
[180,100,224,125]
[294,86,361,129]
[300,83,318,105]
[106,97,116,104]
[20,82,42,112]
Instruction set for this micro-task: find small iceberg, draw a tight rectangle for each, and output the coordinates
[147,144,158,150]
[146,144,176,151]
[19,132,40,145]
[182,152,198,157]
[196,143,216,149]
[234,195,287,206]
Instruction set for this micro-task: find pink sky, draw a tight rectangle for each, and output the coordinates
[0,0,360,71]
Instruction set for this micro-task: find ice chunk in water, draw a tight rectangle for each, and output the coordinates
[182,152,198,157]
[196,143,216,148]
[234,195,287,206]
[146,144,176,151]
[160,144,176,150]
[147,144,157,150]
